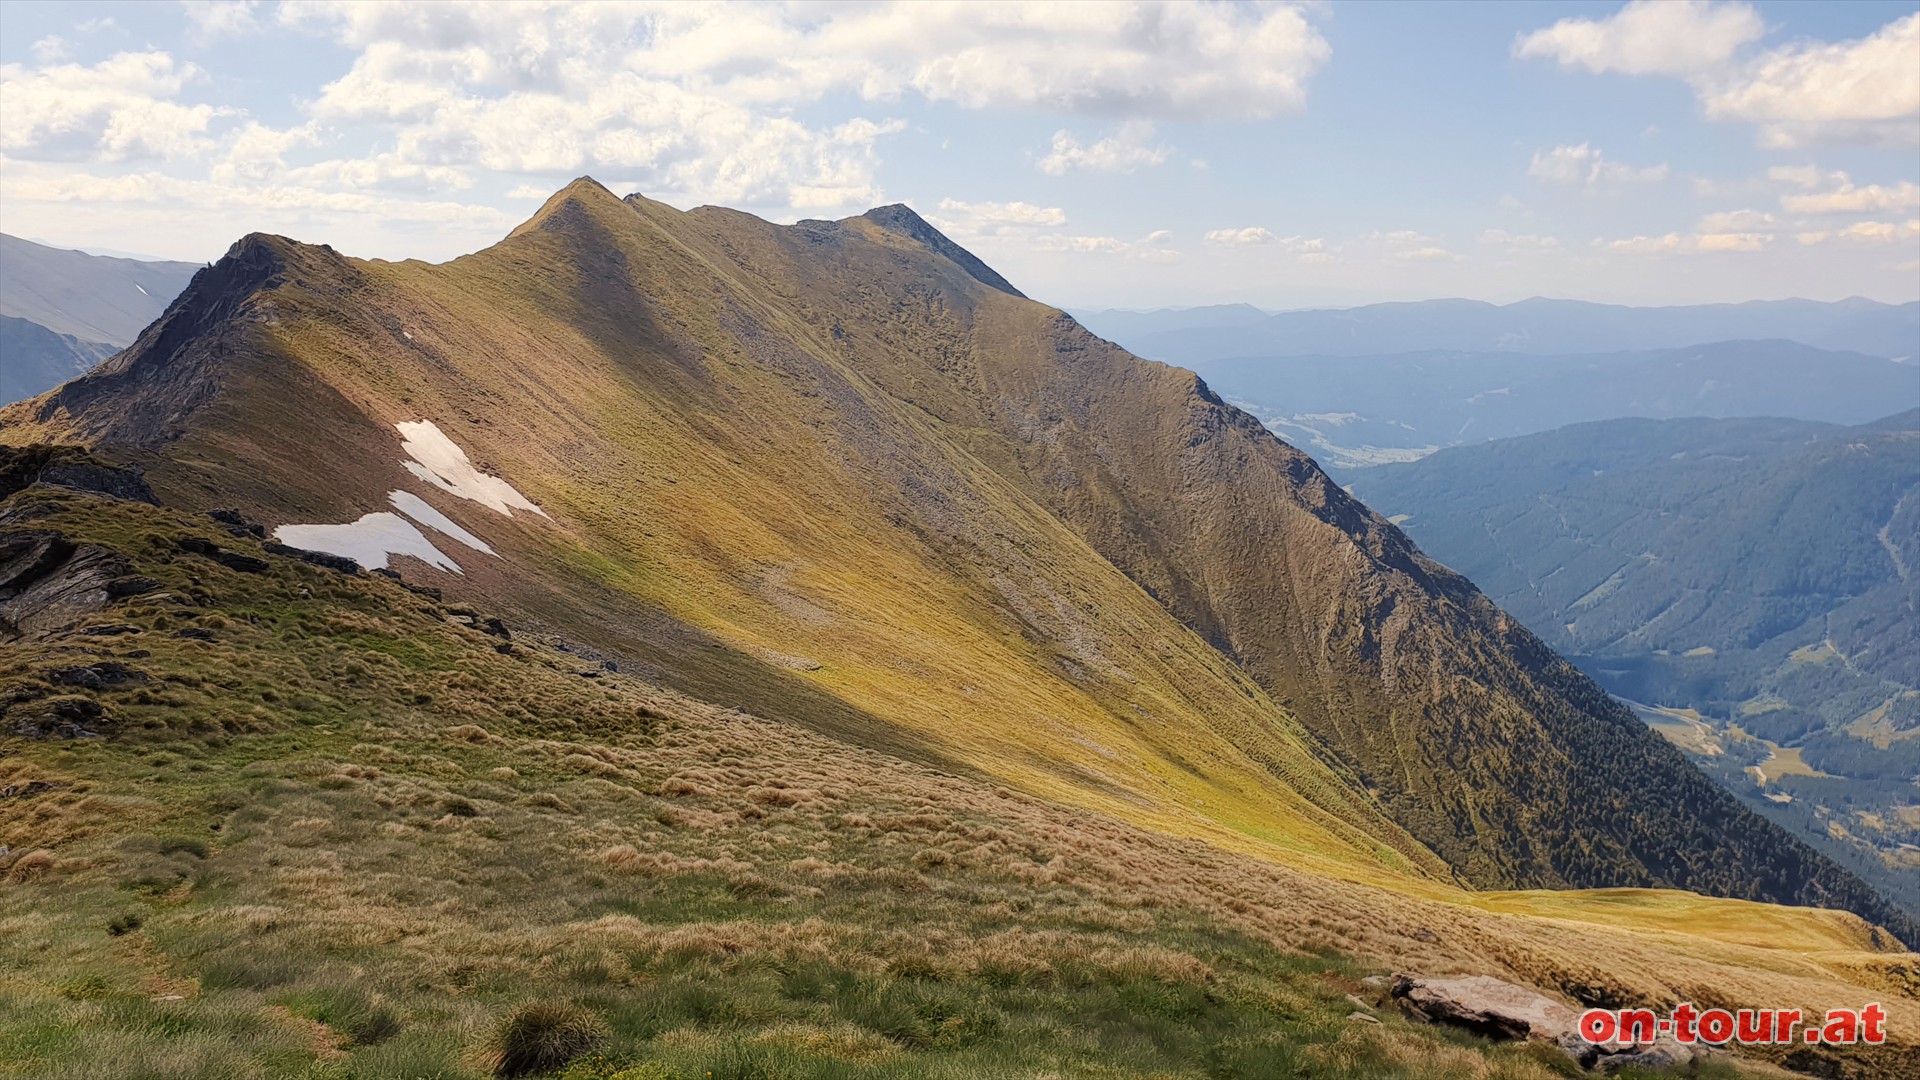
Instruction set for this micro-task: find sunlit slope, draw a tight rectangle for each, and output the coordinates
[2,489,1914,1077]
[3,180,1443,889]
[4,179,1910,943]
[593,188,1913,937]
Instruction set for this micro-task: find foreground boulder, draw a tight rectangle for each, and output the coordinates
[1392,974,1576,1041]
[1391,974,1713,1074]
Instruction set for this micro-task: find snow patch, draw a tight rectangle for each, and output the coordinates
[275,513,462,573]
[396,420,549,519]
[390,490,495,555]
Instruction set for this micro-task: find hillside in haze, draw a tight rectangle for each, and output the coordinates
[1350,411,1920,913]
[3,181,1915,1077]
[0,234,201,404]
[1177,341,1920,470]
[1093,296,1920,365]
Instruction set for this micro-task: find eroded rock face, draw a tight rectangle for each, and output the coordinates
[0,529,130,642]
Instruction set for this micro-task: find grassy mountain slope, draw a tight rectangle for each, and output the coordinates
[4,484,1918,1079]
[2,180,1912,936]
[1349,412,1920,913]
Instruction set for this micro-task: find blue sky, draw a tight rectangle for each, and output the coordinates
[1,1,1915,310]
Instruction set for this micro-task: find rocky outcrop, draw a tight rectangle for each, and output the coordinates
[1392,974,1576,1041]
[0,529,131,642]
[1390,975,1714,1075]
[0,444,156,504]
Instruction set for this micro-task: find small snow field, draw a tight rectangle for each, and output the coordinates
[274,512,462,573]
[397,419,549,518]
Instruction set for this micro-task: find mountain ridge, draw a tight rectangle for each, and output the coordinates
[5,177,1912,943]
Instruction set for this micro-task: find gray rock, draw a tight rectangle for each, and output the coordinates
[0,529,129,642]
[1392,974,1576,1042]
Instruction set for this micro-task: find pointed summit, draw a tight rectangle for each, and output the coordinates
[507,176,633,241]
[857,203,1026,299]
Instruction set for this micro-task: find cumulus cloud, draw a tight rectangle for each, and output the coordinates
[1699,13,1920,148]
[0,51,226,161]
[1518,3,1919,147]
[936,198,1067,229]
[1798,220,1920,246]
[183,1,262,40]
[1527,143,1668,186]
[1515,0,1764,76]
[1696,208,1775,232]
[1394,246,1460,262]
[1780,176,1920,215]
[1038,122,1170,175]
[1206,227,1277,246]
[1598,230,1772,254]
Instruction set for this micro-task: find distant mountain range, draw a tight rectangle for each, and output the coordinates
[1078,296,1920,363]
[0,233,200,404]
[1349,411,1920,914]
[1180,340,1920,471]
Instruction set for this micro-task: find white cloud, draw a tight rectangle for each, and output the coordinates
[0,163,518,231]
[182,1,261,40]
[1601,233,1686,255]
[1695,232,1770,252]
[1699,13,1920,148]
[1598,231,1773,254]
[31,36,69,64]
[1514,0,1764,77]
[936,198,1066,228]
[1038,121,1170,176]
[1780,177,1920,215]
[1696,208,1774,232]
[285,1,1331,121]
[0,52,226,161]
[1394,246,1460,262]
[1528,143,1668,186]
[1032,235,1129,254]
[1519,4,1920,148]
[1480,229,1560,251]
[1767,164,1840,189]
[1798,220,1920,245]
[1206,226,1276,246]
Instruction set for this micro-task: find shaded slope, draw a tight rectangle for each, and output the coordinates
[3,180,1911,942]
[0,233,201,345]
[1349,411,1920,914]
[1,315,115,405]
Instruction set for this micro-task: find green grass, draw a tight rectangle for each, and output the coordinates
[0,490,1601,1080]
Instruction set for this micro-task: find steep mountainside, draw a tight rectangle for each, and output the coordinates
[3,179,1909,942]
[1,234,203,404]
[1107,296,1920,364]
[7,480,1915,1078]
[1,315,117,405]
[1350,412,1920,913]
[1173,343,1920,472]
[0,233,202,346]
